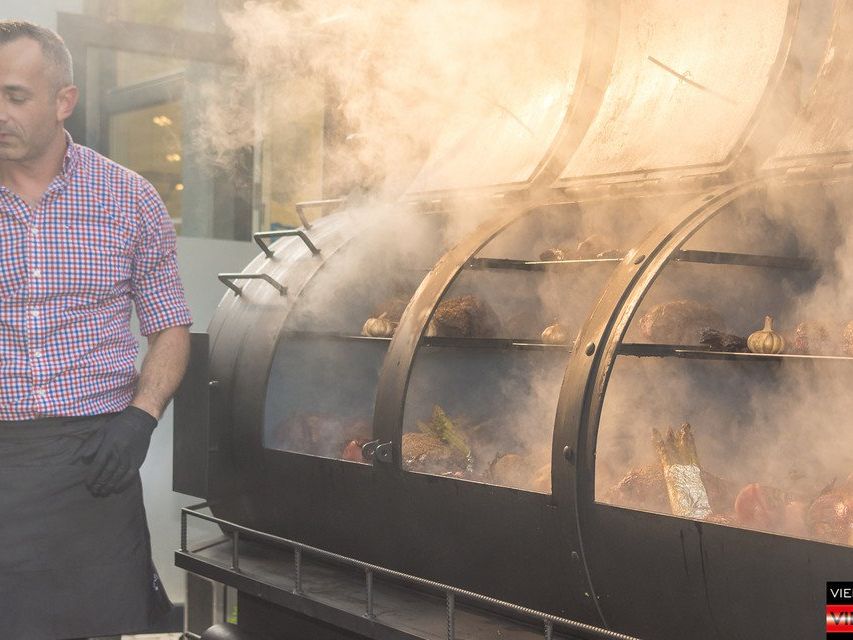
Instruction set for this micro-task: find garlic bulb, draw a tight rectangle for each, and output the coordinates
[541,322,570,345]
[362,312,395,338]
[747,316,785,354]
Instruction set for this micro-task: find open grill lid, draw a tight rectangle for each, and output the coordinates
[403,0,618,198]
[556,0,808,187]
[406,0,842,198]
[765,0,853,172]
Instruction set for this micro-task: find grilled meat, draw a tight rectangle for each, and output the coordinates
[402,432,468,474]
[640,300,724,345]
[806,475,853,545]
[700,328,749,353]
[793,320,831,355]
[426,294,499,338]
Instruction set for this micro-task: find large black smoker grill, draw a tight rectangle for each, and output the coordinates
[174,2,853,639]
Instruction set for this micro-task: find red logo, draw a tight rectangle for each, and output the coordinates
[827,605,853,633]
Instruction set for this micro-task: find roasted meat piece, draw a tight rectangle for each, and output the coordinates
[639,300,724,345]
[806,476,853,544]
[607,464,671,512]
[700,328,748,353]
[807,493,851,544]
[426,295,499,338]
[793,321,831,355]
[402,432,468,474]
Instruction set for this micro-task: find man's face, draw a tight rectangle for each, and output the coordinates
[0,37,77,164]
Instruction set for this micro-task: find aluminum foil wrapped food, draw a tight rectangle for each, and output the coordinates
[640,300,724,345]
[607,462,734,515]
[653,423,711,519]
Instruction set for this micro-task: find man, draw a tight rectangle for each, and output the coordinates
[0,20,192,639]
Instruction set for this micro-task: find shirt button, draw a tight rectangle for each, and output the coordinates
[29,309,39,318]
[31,269,41,278]
[32,350,42,358]
[34,388,46,398]
[30,227,39,237]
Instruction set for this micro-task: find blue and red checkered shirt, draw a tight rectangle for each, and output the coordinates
[0,133,192,420]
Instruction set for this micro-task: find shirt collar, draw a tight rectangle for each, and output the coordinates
[59,130,80,182]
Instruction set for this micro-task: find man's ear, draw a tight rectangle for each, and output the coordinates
[56,85,79,122]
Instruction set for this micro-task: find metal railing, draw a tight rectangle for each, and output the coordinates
[180,502,642,640]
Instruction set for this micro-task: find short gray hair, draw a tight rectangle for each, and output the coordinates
[0,20,73,89]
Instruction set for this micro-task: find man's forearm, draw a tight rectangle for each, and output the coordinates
[131,325,191,419]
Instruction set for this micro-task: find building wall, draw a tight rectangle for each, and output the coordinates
[3,0,84,28]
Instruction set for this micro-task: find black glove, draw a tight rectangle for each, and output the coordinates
[78,406,158,497]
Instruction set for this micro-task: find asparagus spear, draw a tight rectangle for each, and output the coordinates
[417,405,470,458]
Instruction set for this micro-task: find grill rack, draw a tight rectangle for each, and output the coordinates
[178,502,643,640]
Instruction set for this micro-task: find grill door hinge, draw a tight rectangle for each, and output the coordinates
[364,441,392,463]
[374,442,393,463]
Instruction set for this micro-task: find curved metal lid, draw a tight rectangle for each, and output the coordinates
[557,0,796,185]
[767,1,853,170]
[405,0,617,197]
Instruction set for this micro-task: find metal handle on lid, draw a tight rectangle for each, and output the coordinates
[294,197,345,229]
[218,273,286,296]
[253,229,320,259]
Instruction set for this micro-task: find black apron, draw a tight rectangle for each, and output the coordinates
[0,415,172,640]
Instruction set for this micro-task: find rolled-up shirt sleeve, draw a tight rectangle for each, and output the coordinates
[130,181,193,336]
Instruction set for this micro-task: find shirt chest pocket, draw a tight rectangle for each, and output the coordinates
[48,217,133,298]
